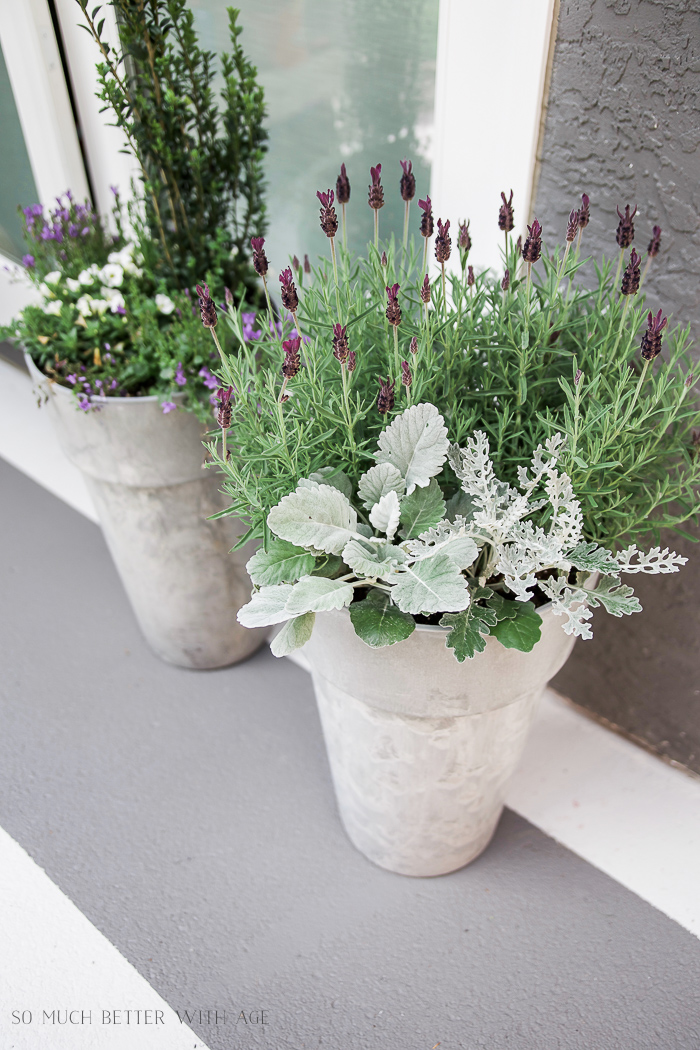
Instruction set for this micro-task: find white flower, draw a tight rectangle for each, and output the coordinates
[45,299,63,316]
[100,263,124,288]
[66,277,82,293]
[90,299,110,316]
[76,295,93,317]
[38,283,54,299]
[101,287,125,313]
[108,242,141,276]
[44,271,62,286]
[155,293,175,315]
[78,266,99,286]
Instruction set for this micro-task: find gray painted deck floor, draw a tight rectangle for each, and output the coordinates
[1,456,700,1050]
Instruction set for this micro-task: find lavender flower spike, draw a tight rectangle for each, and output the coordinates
[400,159,416,202]
[279,267,299,314]
[251,237,268,276]
[498,191,514,233]
[616,204,637,249]
[522,219,542,264]
[332,323,349,364]
[317,189,338,238]
[368,164,384,210]
[418,197,434,239]
[195,283,218,328]
[621,248,641,296]
[578,194,590,230]
[435,219,451,263]
[215,386,234,429]
[336,163,351,205]
[647,225,662,258]
[566,209,580,242]
[640,309,667,361]
[377,375,395,414]
[386,283,401,327]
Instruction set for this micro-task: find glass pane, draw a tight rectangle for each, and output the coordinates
[189,0,439,272]
[0,41,38,261]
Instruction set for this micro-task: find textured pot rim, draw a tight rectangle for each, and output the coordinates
[24,349,183,406]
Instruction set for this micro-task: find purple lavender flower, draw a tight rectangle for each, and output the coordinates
[279,267,299,313]
[317,189,338,238]
[467,265,475,287]
[401,360,413,388]
[420,273,431,304]
[566,209,580,242]
[647,225,662,258]
[196,283,218,328]
[522,219,543,264]
[409,336,418,355]
[386,283,401,327]
[498,191,514,233]
[435,218,451,263]
[621,248,642,295]
[616,204,637,249]
[336,163,351,205]
[332,323,349,364]
[368,164,384,211]
[579,194,590,230]
[640,309,667,361]
[418,197,433,239]
[400,159,416,203]
[377,376,395,414]
[346,351,356,373]
[215,386,234,428]
[281,337,301,380]
[251,237,268,277]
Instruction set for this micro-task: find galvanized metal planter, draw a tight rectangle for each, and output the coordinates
[27,356,266,669]
[302,606,575,877]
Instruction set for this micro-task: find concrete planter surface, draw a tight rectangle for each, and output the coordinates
[303,605,576,877]
[26,355,266,668]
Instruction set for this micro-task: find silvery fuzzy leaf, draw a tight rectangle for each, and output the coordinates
[356,523,374,539]
[284,575,355,615]
[267,483,359,555]
[399,478,447,539]
[567,541,620,576]
[343,538,406,579]
[369,490,401,540]
[404,522,479,571]
[237,584,295,628]
[615,544,688,575]
[539,576,594,639]
[270,612,315,657]
[246,539,317,586]
[374,403,449,494]
[358,462,405,510]
[391,554,471,614]
[586,575,642,617]
[308,467,353,499]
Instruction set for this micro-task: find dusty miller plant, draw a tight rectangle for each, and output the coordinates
[236,404,686,660]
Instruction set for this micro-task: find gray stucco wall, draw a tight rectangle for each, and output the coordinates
[536,0,700,772]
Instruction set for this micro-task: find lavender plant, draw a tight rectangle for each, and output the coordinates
[199,163,698,655]
[235,403,685,658]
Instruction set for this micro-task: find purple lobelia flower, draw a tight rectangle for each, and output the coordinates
[400,159,416,203]
[251,236,268,276]
[175,361,187,386]
[162,401,177,414]
[621,248,641,295]
[196,283,217,328]
[616,204,637,249]
[22,254,35,268]
[640,309,667,361]
[198,366,219,390]
[279,267,299,313]
[376,375,395,414]
[386,283,401,327]
[336,163,351,205]
[317,189,338,238]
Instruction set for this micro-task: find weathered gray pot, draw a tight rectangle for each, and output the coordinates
[26,355,266,668]
[302,605,575,877]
